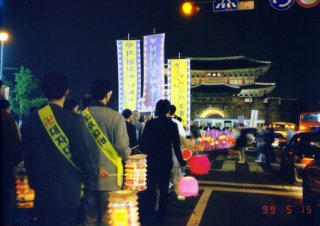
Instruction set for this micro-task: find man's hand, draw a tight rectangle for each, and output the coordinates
[99,167,109,177]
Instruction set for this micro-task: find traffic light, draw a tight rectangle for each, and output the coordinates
[181,2,200,16]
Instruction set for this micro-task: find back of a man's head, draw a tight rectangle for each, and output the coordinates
[81,93,92,109]
[155,99,170,117]
[41,72,69,100]
[90,78,112,100]
[133,110,140,120]
[122,109,133,119]
[169,105,176,116]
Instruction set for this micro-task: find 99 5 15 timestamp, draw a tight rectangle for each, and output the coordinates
[261,205,313,215]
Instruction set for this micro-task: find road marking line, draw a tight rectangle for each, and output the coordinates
[186,189,212,226]
[199,186,302,197]
[221,160,236,171]
[198,180,302,191]
[247,162,264,173]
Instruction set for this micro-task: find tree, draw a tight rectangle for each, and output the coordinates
[10,66,47,120]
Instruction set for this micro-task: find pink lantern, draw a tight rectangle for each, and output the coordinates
[178,176,198,197]
[188,155,211,175]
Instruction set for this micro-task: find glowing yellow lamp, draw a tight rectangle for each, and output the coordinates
[107,190,140,226]
[182,2,193,15]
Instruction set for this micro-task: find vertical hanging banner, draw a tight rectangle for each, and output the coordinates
[142,34,165,111]
[117,40,142,112]
[249,110,259,128]
[167,59,191,131]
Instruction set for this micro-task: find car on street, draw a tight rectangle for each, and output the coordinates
[303,152,320,212]
[271,121,296,138]
[280,131,320,185]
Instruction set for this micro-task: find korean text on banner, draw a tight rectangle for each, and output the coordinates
[142,34,165,110]
[117,40,142,112]
[168,59,191,131]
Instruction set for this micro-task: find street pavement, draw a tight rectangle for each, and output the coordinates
[154,150,319,226]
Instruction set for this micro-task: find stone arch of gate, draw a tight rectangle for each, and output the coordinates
[199,107,227,118]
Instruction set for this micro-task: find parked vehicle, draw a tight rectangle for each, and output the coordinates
[271,122,296,138]
[299,112,320,132]
[303,152,320,211]
[280,132,320,185]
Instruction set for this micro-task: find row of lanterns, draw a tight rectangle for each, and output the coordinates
[108,149,209,225]
[196,130,236,151]
[14,150,209,225]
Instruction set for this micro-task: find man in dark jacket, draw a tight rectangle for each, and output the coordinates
[21,72,104,226]
[122,109,138,149]
[1,109,21,226]
[141,99,186,223]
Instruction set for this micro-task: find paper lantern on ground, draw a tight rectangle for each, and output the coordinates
[16,176,35,208]
[188,155,211,175]
[124,154,147,191]
[107,190,140,226]
[178,176,198,197]
[182,148,192,160]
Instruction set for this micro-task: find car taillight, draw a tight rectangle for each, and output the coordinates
[301,157,314,165]
[299,125,307,131]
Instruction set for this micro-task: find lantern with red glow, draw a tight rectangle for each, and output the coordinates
[16,176,35,208]
[188,155,211,175]
[178,176,199,197]
[182,148,192,160]
[107,190,140,226]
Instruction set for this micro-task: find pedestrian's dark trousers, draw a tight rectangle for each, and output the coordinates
[145,166,172,219]
[265,144,275,164]
[36,207,78,226]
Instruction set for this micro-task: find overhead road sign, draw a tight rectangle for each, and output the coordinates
[238,0,255,10]
[269,0,295,10]
[213,0,254,12]
[213,0,238,12]
[296,0,320,8]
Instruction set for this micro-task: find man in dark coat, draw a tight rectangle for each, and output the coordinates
[122,109,138,149]
[141,99,186,223]
[21,72,105,226]
[1,109,21,226]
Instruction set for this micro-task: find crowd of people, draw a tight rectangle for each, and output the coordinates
[0,74,188,226]
[232,123,276,165]
[1,73,290,226]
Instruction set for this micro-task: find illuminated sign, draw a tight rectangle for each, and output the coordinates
[142,34,165,111]
[117,40,142,112]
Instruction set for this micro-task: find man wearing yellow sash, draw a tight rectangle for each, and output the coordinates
[21,73,107,226]
[83,78,130,226]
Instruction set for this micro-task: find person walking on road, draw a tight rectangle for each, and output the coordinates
[141,99,187,223]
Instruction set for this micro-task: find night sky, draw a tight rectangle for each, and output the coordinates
[1,0,320,109]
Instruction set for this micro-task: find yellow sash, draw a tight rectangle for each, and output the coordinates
[38,105,78,170]
[82,108,123,186]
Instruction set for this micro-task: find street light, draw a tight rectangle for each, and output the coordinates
[181,2,200,17]
[0,31,9,80]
